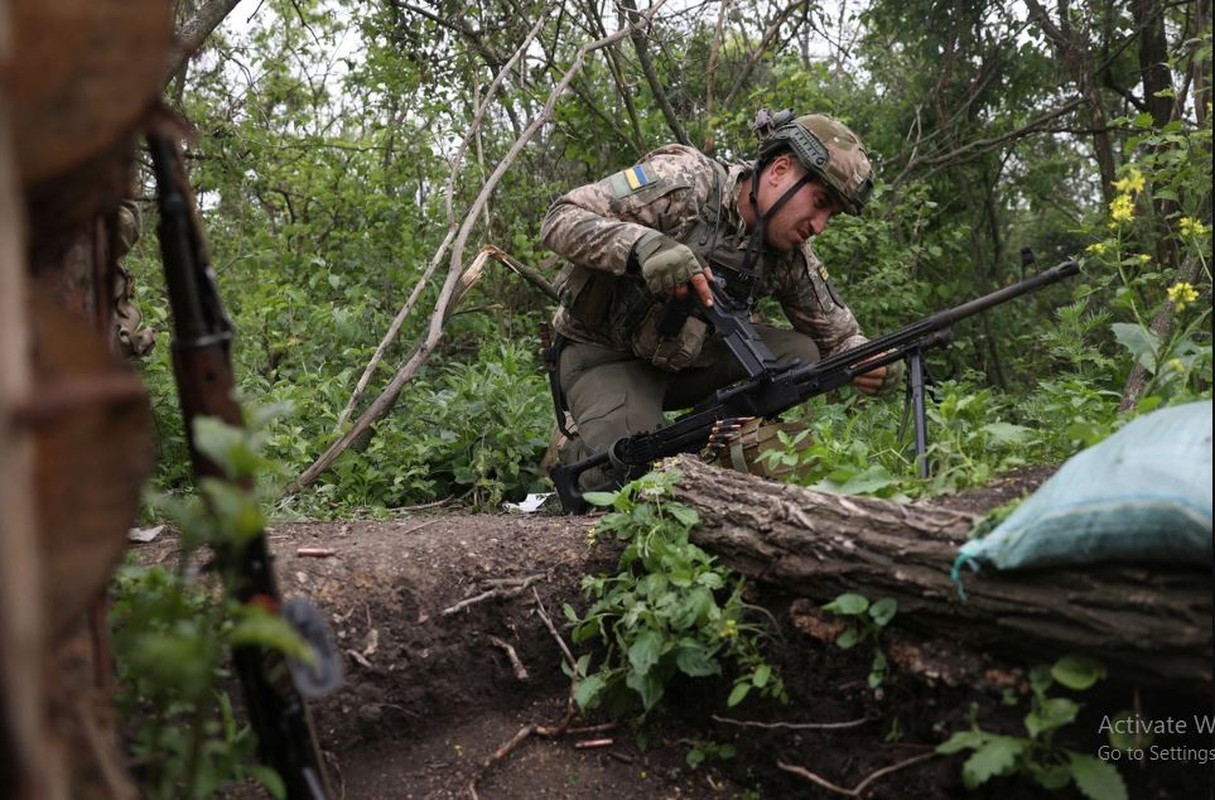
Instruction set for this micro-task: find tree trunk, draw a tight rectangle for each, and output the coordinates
[665,455,1213,693]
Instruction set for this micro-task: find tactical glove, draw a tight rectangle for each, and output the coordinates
[632,231,702,295]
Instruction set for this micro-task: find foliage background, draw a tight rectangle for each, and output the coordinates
[131,0,1212,514]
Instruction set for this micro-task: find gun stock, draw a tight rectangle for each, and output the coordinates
[551,259,1080,512]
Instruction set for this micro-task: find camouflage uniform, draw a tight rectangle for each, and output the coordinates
[542,143,875,487]
[112,198,156,358]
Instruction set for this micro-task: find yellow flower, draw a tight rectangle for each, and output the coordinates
[720,619,739,639]
[585,525,598,546]
[1167,358,1185,373]
[1167,281,1199,312]
[1113,168,1145,195]
[1109,194,1135,223]
[1179,217,1210,238]
[1085,242,1108,254]
[1138,254,1151,264]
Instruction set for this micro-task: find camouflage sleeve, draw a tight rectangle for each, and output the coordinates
[540,145,713,275]
[772,244,866,357]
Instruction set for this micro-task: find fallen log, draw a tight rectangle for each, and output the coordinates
[664,455,1212,693]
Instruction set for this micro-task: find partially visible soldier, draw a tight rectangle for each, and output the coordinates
[540,110,900,490]
[112,197,156,358]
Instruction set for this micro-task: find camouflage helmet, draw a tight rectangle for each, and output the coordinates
[756,112,874,215]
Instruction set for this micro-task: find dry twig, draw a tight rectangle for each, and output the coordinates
[290,0,669,496]
[711,713,871,731]
[776,751,938,798]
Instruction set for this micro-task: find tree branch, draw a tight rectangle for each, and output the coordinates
[166,0,245,80]
[292,2,669,492]
[619,0,690,146]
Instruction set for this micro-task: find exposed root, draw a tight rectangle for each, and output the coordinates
[467,590,618,798]
[441,573,546,616]
[488,635,529,681]
[711,713,871,731]
[776,751,938,797]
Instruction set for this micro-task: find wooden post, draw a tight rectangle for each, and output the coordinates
[0,66,63,800]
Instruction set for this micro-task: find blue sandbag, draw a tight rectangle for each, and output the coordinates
[954,400,1212,578]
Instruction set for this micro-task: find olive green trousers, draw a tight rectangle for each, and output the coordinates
[556,324,820,489]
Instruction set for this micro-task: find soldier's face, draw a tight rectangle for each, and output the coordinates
[759,157,842,252]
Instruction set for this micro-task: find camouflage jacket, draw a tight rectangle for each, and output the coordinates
[542,144,869,366]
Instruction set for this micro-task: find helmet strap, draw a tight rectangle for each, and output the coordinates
[739,162,815,292]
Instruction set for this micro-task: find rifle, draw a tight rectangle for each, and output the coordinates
[149,133,339,799]
[550,258,1081,513]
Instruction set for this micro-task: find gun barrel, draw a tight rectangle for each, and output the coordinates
[806,259,1079,378]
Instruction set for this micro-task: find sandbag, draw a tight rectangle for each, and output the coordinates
[955,400,1212,574]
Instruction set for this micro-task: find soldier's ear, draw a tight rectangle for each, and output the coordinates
[768,152,797,181]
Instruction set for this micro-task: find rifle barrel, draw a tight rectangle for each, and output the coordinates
[801,259,1079,379]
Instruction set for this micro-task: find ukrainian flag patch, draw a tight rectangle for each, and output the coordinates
[609,164,657,197]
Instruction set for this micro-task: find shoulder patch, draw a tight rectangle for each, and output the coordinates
[608,164,659,197]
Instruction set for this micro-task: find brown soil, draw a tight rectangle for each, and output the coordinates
[135,467,1213,799]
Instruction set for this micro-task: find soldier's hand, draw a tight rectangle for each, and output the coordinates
[673,266,715,307]
[634,233,707,300]
[852,363,887,395]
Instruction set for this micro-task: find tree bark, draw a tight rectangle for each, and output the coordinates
[664,455,1213,693]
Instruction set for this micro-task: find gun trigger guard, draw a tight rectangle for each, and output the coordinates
[282,597,344,699]
[607,438,629,472]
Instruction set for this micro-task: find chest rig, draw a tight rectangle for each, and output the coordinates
[682,162,779,311]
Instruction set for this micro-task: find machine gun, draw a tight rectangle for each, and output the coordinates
[149,132,340,799]
[550,258,1081,513]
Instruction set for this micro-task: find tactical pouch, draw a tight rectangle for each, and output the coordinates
[652,316,708,371]
[554,263,614,329]
[609,279,657,348]
[631,303,708,372]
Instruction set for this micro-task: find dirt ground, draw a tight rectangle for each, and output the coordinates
[135,468,1214,799]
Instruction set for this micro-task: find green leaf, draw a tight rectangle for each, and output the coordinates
[246,764,287,800]
[823,593,869,616]
[574,673,607,710]
[982,421,1031,444]
[626,668,665,710]
[961,737,1026,789]
[1111,322,1160,372]
[1025,697,1080,739]
[229,606,314,662]
[835,627,861,649]
[1068,752,1128,800]
[752,664,772,688]
[581,491,619,507]
[1030,761,1073,789]
[675,645,721,678]
[726,682,751,707]
[837,465,896,495]
[199,479,265,545]
[1105,710,1153,750]
[1050,655,1107,691]
[936,730,990,754]
[193,416,260,480]
[667,504,699,528]
[627,630,664,676]
[868,598,898,627]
